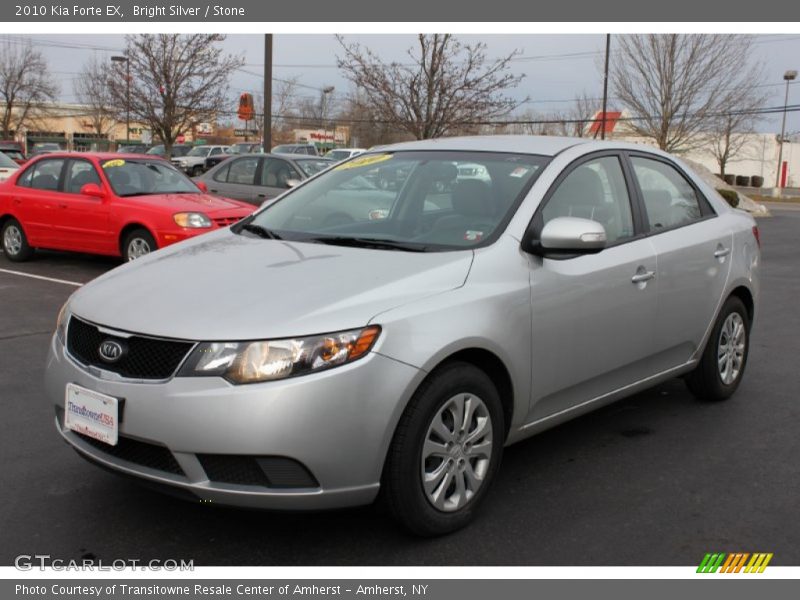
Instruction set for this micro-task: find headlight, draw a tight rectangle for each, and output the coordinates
[178,326,381,384]
[56,301,70,345]
[174,212,212,228]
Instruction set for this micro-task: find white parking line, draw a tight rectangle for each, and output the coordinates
[0,268,83,287]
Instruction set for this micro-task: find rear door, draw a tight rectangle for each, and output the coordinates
[8,157,67,247]
[627,154,731,370]
[53,158,113,253]
[206,156,262,204]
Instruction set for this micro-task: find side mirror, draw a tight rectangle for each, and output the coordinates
[195,181,208,193]
[286,178,301,189]
[80,183,106,199]
[528,216,607,256]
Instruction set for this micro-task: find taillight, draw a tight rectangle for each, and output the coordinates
[752,225,761,249]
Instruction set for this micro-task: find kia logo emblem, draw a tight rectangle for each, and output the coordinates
[98,340,126,363]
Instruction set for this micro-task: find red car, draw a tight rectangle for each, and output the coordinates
[0,153,254,262]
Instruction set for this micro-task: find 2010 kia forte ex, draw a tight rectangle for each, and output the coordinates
[45,136,760,536]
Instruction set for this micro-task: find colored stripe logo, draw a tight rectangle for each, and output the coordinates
[697,552,773,573]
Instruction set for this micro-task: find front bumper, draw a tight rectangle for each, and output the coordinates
[45,332,422,510]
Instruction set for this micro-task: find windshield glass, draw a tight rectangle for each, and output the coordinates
[295,159,332,177]
[101,158,199,197]
[244,150,548,251]
[326,150,350,161]
[186,146,211,157]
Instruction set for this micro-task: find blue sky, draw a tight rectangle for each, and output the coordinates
[4,33,799,134]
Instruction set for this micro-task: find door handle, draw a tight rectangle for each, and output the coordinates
[58,203,68,208]
[714,247,731,258]
[257,193,267,198]
[210,188,219,193]
[631,271,655,284]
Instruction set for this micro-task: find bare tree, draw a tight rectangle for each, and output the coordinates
[252,77,299,141]
[108,34,243,158]
[568,92,598,138]
[0,39,58,139]
[612,34,763,152]
[74,56,117,136]
[707,90,767,176]
[336,34,525,140]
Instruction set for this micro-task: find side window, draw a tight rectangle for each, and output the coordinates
[210,147,221,156]
[542,156,635,244]
[26,159,66,191]
[225,157,259,185]
[213,162,231,183]
[262,158,300,189]
[630,157,703,231]
[65,160,101,194]
[16,164,35,187]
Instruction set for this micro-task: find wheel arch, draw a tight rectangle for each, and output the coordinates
[118,222,155,256]
[729,285,755,323]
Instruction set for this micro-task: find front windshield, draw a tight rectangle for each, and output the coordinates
[146,145,164,155]
[326,150,350,161]
[101,158,200,197]
[186,146,211,157]
[295,159,332,177]
[243,150,549,251]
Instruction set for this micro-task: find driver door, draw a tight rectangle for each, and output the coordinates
[528,153,659,421]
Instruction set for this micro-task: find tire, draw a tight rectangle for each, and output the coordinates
[383,362,505,536]
[1,218,34,262]
[192,166,204,177]
[122,228,157,262]
[685,296,750,402]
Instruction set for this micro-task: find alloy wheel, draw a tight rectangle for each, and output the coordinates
[126,238,152,261]
[421,393,493,512]
[3,224,22,256]
[718,312,746,385]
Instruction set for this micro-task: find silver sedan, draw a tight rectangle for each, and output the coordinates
[46,136,760,536]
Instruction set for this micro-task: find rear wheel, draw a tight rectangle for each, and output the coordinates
[122,229,157,262]
[383,362,504,536]
[191,165,203,177]
[685,296,750,401]
[2,218,34,262]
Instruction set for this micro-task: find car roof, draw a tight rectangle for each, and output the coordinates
[375,135,670,157]
[25,152,168,161]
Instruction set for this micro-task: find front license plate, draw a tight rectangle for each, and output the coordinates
[64,383,119,446]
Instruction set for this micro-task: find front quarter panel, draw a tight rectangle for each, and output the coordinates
[369,235,533,439]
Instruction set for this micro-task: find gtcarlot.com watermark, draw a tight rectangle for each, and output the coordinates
[15,554,194,571]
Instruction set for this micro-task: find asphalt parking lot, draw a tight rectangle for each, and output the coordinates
[1,207,798,566]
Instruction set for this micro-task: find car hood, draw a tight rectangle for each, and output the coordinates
[130,193,251,214]
[68,229,473,341]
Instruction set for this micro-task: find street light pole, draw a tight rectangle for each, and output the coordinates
[775,69,797,193]
[111,55,130,145]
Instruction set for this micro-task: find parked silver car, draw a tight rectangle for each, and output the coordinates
[195,153,333,206]
[46,136,760,535]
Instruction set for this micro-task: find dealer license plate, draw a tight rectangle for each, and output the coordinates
[64,383,119,446]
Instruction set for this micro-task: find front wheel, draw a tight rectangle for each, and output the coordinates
[2,218,34,262]
[383,362,504,536]
[685,296,751,401]
[122,229,157,262]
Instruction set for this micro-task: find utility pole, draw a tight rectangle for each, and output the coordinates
[263,34,273,152]
[600,34,611,141]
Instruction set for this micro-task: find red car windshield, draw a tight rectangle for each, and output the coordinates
[101,158,199,197]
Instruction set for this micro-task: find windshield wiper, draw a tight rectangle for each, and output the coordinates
[306,236,427,252]
[240,223,283,240]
